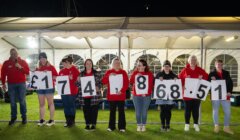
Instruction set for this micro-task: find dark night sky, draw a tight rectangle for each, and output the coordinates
[0,0,239,17]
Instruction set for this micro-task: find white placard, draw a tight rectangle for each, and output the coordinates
[30,71,53,90]
[80,76,97,97]
[211,80,227,100]
[168,79,183,100]
[196,79,211,100]
[56,76,71,95]
[135,75,149,95]
[153,79,168,100]
[109,74,123,95]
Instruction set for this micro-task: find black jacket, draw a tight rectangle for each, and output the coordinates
[208,69,233,93]
[155,70,178,80]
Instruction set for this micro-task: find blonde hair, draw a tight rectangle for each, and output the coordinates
[188,55,199,66]
[111,57,122,69]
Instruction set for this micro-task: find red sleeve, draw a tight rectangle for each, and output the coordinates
[1,61,7,85]
[129,71,136,84]
[102,70,110,85]
[201,68,208,80]
[178,68,186,86]
[73,67,80,82]
[51,65,58,77]
[148,72,154,90]
[120,70,129,93]
[21,60,30,75]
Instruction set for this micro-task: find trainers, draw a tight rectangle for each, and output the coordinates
[141,125,146,132]
[184,124,190,131]
[223,126,234,135]
[107,128,113,132]
[90,125,96,131]
[161,126,166,132]
[194,124,200,132]
[46,120,55,126]
[22,118,27,125]
[214,125,220,133]
[119,129,126,132]
[85,125,91,131]
[137,125,142,132]
[64,123,68,127]
[37,119,46,126]
[9,118,17,126]
[166,126,170,132]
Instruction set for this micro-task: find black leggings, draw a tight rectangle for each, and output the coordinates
[184,99,201,124]
[83,98,99,126]
[160,105,173,127]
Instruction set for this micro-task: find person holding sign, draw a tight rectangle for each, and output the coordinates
[155,60,178,132]
[178,55,208,132]
[1,48,30,126]
[130,59,154,132]
[35,52,58,126]
[102,58,129,133]
[59,56,80,127]
[208,59,234,135]
[76,59,102,131]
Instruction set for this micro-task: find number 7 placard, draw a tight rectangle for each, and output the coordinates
[56,76,71,95]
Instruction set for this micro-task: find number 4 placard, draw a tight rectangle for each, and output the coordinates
[56,76,71,95]
[80,76,96,97]
[211,80,227,100]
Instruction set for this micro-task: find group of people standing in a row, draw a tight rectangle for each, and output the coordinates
[0,48,234,135]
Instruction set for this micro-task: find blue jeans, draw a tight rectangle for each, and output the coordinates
[61,95,76,116]
[8,83,27,119]
[132,95,151,125]
[212,100,231,126]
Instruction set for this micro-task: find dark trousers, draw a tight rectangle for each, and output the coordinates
[160,105,173,127]
[108,101,126,130]
[83,98,99,126]
[184,99,201,124]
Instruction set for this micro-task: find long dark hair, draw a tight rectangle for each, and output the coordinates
[83,59,94,74]
[136,59,150,72]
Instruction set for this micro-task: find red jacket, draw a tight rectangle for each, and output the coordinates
[36,64,58,87]
[129,70,154,97]
[59,66,80,96]
[1,57,30,85]
[102,69,129,101]
[178,64,208,101]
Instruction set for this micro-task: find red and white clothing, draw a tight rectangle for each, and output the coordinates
[36,64,58,87]
[59,66,80,96]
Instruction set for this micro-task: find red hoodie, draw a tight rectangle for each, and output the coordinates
[102,69,129,101]
[1,57,30,85]
[130,70,154,97]
[59,66,80,95]
[36,64,58,87]
[178,64,208,101]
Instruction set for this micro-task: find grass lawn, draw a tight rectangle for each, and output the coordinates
[0,93,239,140]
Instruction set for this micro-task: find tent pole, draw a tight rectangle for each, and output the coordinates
[199,35,204,125]
[90,48,92,59]
[53,48,55,66]
[38,32,41,54]
[118,36,121,60]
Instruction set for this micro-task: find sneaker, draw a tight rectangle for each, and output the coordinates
[194,124,200,132]
[184,124,190,131]
[166,126,170,132]
[37,119,46,126]
[161,126,166,132]
[107,128,113,132]
[141,125,146,132]
[119,129,126,133]
[64,123,68,127]
[9,118,17,126]
[137,125,142,132]
[85,125,91,131]
[214,125,220,133]
[90,125,96,131]
[22,118,27,125]
[223,126,234,135]
[46,120,55,126]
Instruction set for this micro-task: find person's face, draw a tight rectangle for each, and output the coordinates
[113,60,121,70]
[137,62,146,72]
[85,60,93,70]
[40,58,47,65]
[10,49,18,59]
[215,62,223,70]
[163,65,171,72]
[62,62,68,68]
[190,57,197,66]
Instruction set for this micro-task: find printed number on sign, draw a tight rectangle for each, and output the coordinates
[211,80,227,100]
[135,75,149,95]
[80,76,96,97]
[30,71,53,90]
[56,76,71,95]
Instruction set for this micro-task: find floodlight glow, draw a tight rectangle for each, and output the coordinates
[26,58,32,63]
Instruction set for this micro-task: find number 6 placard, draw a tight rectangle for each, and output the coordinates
[56,76,71,95]
[30,71,53,90]
[211,80,227,100]
[80,76,96,97]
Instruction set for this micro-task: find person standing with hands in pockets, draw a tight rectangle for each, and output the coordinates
[208,59,234,135]
[1,48,30,126]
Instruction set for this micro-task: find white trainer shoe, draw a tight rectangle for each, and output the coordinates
[184,124,190,131]
[194,124,200,132]
[137,125,142,132]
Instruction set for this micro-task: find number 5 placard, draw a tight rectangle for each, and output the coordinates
[56,76,71,95]
[30,71,53,90]
[211,80,227,100]
[80,76,96,97]
[135,75,149,95]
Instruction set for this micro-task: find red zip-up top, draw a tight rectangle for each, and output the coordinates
[178,63,208,101]
[1,57,30,85]
[102,69,129,101]
[59,65,80,96]
[130,70,154,97]
[36,64,58,87]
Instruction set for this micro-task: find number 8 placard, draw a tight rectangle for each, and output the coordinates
[135,75,149,95]
[56,76,71,95]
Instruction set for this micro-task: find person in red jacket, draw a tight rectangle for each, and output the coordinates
[59,56,80,127]
[130,59,154,132]
[178,55,208,132]
[102,58,129,132]
[35,52,58,126]
[1,48,30,126]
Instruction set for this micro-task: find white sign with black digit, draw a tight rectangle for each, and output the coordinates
[135,75,149,95]
[196,79,211,101]
[211,80,227,100]
[56,76,71,95]
[80,76,96,97]
[168,79,183,100]
[30,71,53,90]
[153,79,168,100]
[109,74,123,95]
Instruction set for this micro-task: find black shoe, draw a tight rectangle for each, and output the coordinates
[85,125,91,131]
[22,118,27,125]
[90,125,96,130]
[9,118,17,126]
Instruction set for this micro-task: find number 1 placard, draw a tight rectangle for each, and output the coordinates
[80,76,96,97]
[56,76,71,95]
[211,80,227,100]
[30,71,53,90]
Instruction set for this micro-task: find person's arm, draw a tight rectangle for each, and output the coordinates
[102,70,109,85]
[1,62,7,86]
[178,68,186,86]
[20,60,30,75]
[226,71,233,93]
[201,69,209,81]
[120,71,129,93]
[129,71,136,85]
